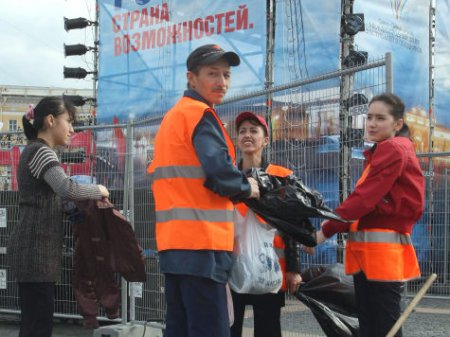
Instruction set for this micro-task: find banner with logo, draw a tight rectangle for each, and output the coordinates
[353,1,428,106]
[352,0,449,149]
[97,0,266,123]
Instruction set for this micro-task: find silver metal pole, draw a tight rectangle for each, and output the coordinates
[416,151,450,158]
[339,0,354,202]
[128,121,136,321]
[93,0,99,115]
[429,0,436,155]
[221,60,386,105]
[90,0,99,180]
[444,168,449,284]
[265,0,276,162]
[337,0,355,263]
[427,0,436,275]
[385,52,393,93]
[121,119,133,322]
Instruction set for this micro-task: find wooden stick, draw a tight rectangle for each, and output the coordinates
[385,273,438,337]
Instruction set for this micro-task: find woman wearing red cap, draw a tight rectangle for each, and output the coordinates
[229,111,303,337]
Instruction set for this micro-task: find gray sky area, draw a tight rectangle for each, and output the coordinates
[0,0,96,89]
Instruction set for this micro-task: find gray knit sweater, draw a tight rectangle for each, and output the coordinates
[8,139,102,282]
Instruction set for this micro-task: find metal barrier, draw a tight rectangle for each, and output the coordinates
[0,57,449,336]
[217,56,390,269]
[409,152,450,297]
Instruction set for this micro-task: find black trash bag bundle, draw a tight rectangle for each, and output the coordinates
[299,263,357,316]
[296,263,359,337]
[243,168,347,247]
[297,293,359,337]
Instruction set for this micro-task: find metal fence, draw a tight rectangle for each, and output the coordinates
[0,55,449,336]
[410,152,450,296]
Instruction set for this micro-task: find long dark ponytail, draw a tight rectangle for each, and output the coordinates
[368,93,410,138]
[22,96,76,141]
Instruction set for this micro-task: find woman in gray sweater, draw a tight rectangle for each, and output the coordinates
[7,96,109,337]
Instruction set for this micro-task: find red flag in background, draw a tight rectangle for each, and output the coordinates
[113,116,126,169]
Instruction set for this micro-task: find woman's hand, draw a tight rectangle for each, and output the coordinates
[97,184,110,198]
[247,177,260,199]
[286,272,302,294]
[302,245,315,255]
[320,220,326,226]
[315,229,327,245]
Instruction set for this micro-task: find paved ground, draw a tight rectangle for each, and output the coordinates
[0,317,92,337]
[1,297,449,336]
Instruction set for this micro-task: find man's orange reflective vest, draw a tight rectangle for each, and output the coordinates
[235,164,293,291]
[345,164,421,281]
[147,96,236,252]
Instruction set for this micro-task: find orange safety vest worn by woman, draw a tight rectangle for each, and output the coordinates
[147,96,236,252]
[344,165,421,282]
[321,136,424,282]
[235,163,293,291]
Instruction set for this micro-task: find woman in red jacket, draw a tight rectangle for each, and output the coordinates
[316,93,425,337]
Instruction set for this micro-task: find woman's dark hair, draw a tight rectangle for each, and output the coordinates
[22,96,76,141]
[369,93,410,138]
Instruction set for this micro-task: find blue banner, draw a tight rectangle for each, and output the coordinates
[435,0,450,129]
[353,0,449,150]
[354,0,429,109]
[97,0,266,123]
[274,1,341,85]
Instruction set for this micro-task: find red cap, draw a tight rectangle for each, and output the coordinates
[235,111,268,135]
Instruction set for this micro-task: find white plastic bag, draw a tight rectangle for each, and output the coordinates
[226,283,234,327]
[229,209,283,294]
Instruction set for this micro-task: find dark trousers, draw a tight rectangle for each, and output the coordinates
[18,282,55,337]
[230,290,284,337]
[164,274,230,337]
[353,272,404,337]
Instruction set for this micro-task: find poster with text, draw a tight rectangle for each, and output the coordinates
[97,0,266,123]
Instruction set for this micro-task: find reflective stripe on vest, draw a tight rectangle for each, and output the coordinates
[345,164,420,281]
[156,208,233,223]
[151,166,206,180]
[149,96,235,251]
[348,231,413,245]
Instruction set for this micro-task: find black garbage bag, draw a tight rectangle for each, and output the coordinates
[243,168,347,246]
[297,292,359,337]
[300,263,357,315]
[296,263,360,337]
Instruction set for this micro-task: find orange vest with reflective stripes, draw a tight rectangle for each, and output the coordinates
[147,96,236,252]
[345,164,421,281]
[235,164,293,291]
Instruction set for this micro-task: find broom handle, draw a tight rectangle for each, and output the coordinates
[385,273,437,337]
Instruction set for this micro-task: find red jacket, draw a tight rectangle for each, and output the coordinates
[322,136,425,237]
[72,198,146,328]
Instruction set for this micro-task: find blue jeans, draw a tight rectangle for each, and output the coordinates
[164,274,230,337]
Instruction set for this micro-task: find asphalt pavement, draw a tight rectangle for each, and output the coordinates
[1,297,449,337]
